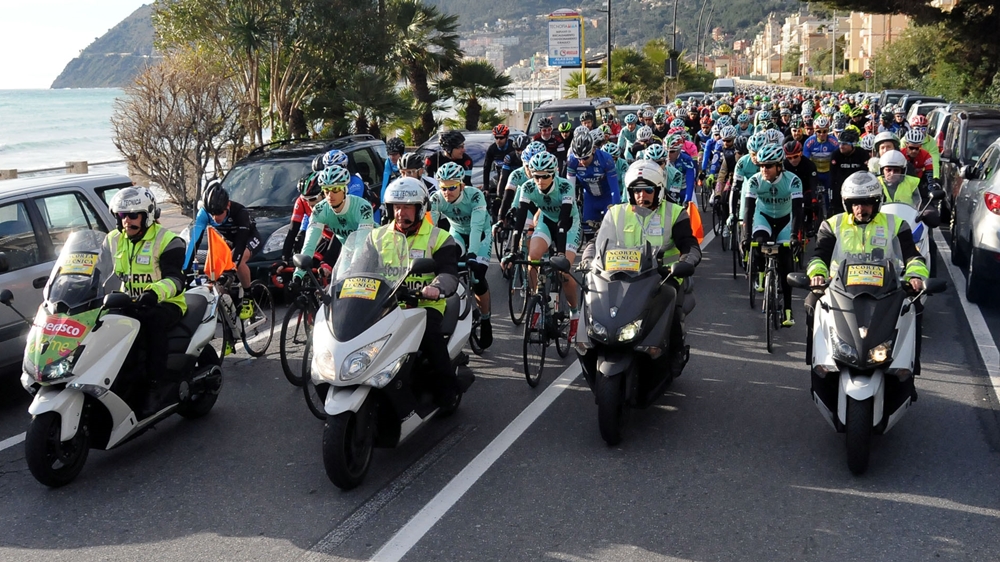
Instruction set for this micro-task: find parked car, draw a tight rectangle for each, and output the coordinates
[950,137,1000,302]
[615,104,645,119]
[0,173,127,371]
[906,100,947,125]
[939,107,1000,218]
[192,135,386,286]
[897,94,946,115]
[526,98,616,136]
[413,129,524,189]
[877,89,919,110]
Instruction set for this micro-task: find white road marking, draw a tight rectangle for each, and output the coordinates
[932,229,1000,406]
[370,363,582,562]
[0,432,25,453]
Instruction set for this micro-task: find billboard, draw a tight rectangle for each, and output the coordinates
[548,16,581,67]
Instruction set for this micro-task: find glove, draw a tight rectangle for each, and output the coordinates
[137,291,158,307]
[466,253,477,263]
[288,275,303,292]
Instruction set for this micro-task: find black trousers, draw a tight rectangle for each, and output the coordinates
[131,302,183,382]
[420,308,458,395]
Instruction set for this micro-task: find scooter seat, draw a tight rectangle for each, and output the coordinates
[440,294,460,339]
[166,292,210,352]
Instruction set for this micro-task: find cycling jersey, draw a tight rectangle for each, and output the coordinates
[803,135,839,173]
[516,176,581,253]
[736,124,754,138]
[905,147,934,179]
[532,133,565,169]
[614,157,629,200]
[484,140,515,194]
[696,130,713,152]
[617,126,638,151]
[429,186,492,258]
[184,201,261,270]
[744,171,803,242]
[567,150,621,222]
[668,151,698,204]
[425,151,474,186]
[295,195,375,279]
[733,154,760,218]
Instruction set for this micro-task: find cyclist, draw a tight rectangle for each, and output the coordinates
[580,111,596,131]
[512,151,582,338]
[742,143,803,327]
[291,164,375,284]
[877,150,939,228]
[910,115,941,185]
[498,141,546,222]
[557,121,575,175]
[281,172,331,267]
[652,111,671,140]
[617,113,640,153]
[802,116,839,216]
[425,131,473,187]
[583,160,701,376]
[567,131,621,223]
[626,126,657,163]
[497,135,531,194]
[665,134,697,204]
[902,128,935,183]
[603,112,622,137]
[429,162,494,349]
[184,179,262,320]
[782,140,819,233]
[696,116,714,151]
[602,142,629,200]
[828,129,868,216]
[379,138,406,224]
[889,106,909,136]
[736,112,754,138]
[322,149,366,199]
[484,124,515,219]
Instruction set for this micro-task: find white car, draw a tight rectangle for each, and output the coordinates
[951,137,1000,303]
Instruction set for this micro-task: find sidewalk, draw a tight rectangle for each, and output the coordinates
[158,201,192,235]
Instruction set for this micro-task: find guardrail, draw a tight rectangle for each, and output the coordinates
[0,159,127,180]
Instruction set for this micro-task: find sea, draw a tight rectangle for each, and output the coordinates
[0,88,128,177]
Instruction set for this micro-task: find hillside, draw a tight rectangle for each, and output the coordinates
[51,4,158,89]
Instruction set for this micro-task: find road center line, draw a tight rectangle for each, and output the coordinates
[370,363,582,562]
[932,229,1000,406]
[0,432,26,453]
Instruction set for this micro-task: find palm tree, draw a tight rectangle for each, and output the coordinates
[385,0,462,144]
[562,70,608,98]
[338,68,415,136]
[438,60,512,131]
[443,106,506,131]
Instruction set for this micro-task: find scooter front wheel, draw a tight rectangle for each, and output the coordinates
[25,412,90,488]
[846,397,874,475]
[323,402,376,490]
[596,374,626,446]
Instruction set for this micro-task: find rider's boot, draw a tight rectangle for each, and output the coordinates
[479,314,493,349]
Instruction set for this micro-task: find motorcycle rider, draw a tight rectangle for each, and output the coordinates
[105,187,188,416]
[583,160,701,376]
[429,162,494,349]
[425,131,473,187]
[368,177,467,407]
[805,171,928,393]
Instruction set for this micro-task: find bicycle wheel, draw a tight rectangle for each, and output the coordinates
[302,334,328,420]
[279,300,312,386]
[522,294,546,388]
[747,250,756,309]
[469,307,484,356]
[764,270,775,353]
[554,278,572,359]
[242,281,274,357]
[712,204,723,237]
[508,262,528,325]
[730,226,740,279]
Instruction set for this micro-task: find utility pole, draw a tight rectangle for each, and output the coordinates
[695,0,709,69]
[607,0,612,90]
[672,0,678,51]
[701,2,716,73]
[831,10,837,88]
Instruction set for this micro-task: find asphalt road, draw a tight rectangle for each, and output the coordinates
[1,228,999,561]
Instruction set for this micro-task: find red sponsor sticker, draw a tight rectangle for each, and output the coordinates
[41,317,87,338]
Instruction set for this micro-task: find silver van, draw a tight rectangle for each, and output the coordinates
[0,173,127,371]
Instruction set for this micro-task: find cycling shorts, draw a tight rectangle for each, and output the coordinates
[533,216,581,255]
[752,213,791,243]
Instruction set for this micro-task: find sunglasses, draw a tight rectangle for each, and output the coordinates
[117,212,142,220]
[816,129,829,134]
[761,163,780,170]
[532,173,554,180]
[495,136,508,140]
[630,186,656,194]
[322,185,346,193]
[304,195,322,203]
[439,182,462,191]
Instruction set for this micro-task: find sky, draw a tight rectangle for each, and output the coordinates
[0,1,149,89]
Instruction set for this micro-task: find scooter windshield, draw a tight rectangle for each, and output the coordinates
[43,230,119,313]
[831,258,901,297]
[328,230,411,342]
[829,225,905,283]
[591,217,657,279]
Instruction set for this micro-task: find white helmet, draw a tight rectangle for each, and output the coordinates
[878,150,907,171]
[384,177,429,217]
[624,160,665,206]
[109,186,159,229]
[841,171,883,218]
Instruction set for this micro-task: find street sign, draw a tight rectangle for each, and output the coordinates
[862,69,873,80]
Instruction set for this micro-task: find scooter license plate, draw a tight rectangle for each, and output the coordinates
[339,277,381,300]
[845,264,885,287]
[605,249,641,272]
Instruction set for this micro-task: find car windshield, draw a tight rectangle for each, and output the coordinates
[528,111,588,136]
[418,138,489,168]
[223,157,312,209]
[966,122,1000,162]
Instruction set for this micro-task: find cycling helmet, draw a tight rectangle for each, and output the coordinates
[893,105,906,115]
[311,154,325,172]
[644,143,667,163]
[603,142,621,159]
[580,111,595,122]
[737,112,751,124]
[202,179,229,216]
[778,100,790,109]
[537,117,553,129]
[880,109,894,123]
[859,134,877,152]
[558,121,573,133]
[763,128,784,145]
[318,165,351,187]
[717,116,733,128]
[872,131,900,151]
[322,149,348,168]
[653,112,667,125]
[571,133,595,159]
[879,150,908,171]
[641,109,654,120]
[841,171,883,219]
[711,124,721,136]
[596,124,612,137]
[909,115,929,128]
[718,104,732,115]
[904,128,926,146]
[528,151,559,174]
[721,125,738,140]
[624,160,665,206]
[624,114,638,125]
[511,135,531,151]
[603,113,614,123]
[670,118,686,129]
[779,108,791,116]
[756,144,785,166]
[790,115,803,128]
[384,177,429,218]
[386,137,405,155]
[700,115,713,126]
[440,130,466,151]
[399,152,424,170]
[783,140,803,157]
[493,124,510,137]
[110,186,159,228]
[298,174,321,198]
[838,129,860,145]
[758,110,772,122]
[747,133,768,154]
[814,116,830,130]
[665,134,684,151]
[435,161,466,182]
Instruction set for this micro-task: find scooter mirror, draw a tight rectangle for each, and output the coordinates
[786,272,811,289]
[411,258,437,276]
[292,254,312,269]
[550,255,571,273]
[670,261,695,278]
[103,292,133,309]
[0,288,12,306]
[929,189,945,201]
[924,278,947,294]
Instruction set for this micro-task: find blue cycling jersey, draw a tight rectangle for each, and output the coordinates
[567,150,620,222]
[669,152,698,204]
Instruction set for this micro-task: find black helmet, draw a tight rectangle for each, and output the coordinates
[838,129,860,144]
[311,154,325,172]
[734,135,749,154]
[580,111,595,122]
[538,117,553,129]
[571,133,595,159]
[386,137,405,155]
[440,130,466,152]
[298,173,321,198]
[399,152,424,170]
[511,135,530,151]
[203,179,229,215]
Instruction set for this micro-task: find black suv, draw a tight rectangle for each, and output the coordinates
[939,107,1000,218]
[526,98,616,136]
[198,135,387,284]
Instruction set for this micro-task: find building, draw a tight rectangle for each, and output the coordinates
[845,12,910,74]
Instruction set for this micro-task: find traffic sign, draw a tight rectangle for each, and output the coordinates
[863,69,873,80]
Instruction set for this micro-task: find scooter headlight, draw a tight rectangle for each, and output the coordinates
[867,339,893,365]
[589,321,607,339]
[617,319,643,342]
[831,334,859,364]
[340,335,391,381]
[367,355,407,389]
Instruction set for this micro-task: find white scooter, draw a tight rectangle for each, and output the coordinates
[304,230,474,490]
[789,257,945,475]
[1,230,222,487]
